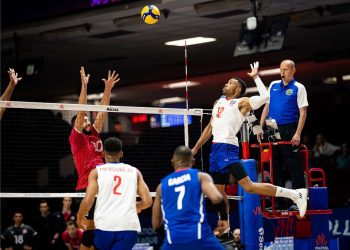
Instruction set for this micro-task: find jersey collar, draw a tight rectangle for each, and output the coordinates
[280,79,295,89]
[175,167,190,172]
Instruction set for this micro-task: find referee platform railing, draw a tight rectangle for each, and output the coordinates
[251,141,332,219]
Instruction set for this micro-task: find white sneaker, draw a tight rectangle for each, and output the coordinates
[294,188,308,217]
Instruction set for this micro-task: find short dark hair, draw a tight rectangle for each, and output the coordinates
[13,211,23,216]
[232,77,247,96]
[71,115,77,127]
[39,199,48,205]
[66,220,78,227]
[173,145,193,162]
[104,137,122,153]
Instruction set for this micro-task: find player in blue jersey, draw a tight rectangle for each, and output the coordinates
[152,145,228,250]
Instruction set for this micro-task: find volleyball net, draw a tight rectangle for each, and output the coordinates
[0,100,204,195]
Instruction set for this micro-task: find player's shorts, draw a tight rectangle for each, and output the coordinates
[209,143,240,173]
[162,235,224,250]
[94,230,137,250]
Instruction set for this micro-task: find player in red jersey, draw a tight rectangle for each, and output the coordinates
[62,220,83,250]
[69,67,120,250]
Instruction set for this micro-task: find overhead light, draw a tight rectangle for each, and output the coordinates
[259,68,280,76]
[323,77,337,84]
[152,97,185,105]
[165,37,216,46]
[342,75,350,81]
[162,81,200,89]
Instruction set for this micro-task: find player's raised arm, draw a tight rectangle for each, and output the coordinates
[0,68,22,119]
[74,67,90,132]
[93,70,120,132]
[239,62,269,117]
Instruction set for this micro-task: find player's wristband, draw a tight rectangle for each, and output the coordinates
[216,199,228,220]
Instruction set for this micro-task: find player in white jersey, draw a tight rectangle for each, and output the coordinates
[191,62,308,236]
[77,137,152,250]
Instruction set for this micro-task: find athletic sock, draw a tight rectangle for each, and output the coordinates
[275,187,297,202]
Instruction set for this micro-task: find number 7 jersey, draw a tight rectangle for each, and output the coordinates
[94,162,141,232]
[161,168,213,244]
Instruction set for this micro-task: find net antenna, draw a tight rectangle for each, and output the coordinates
[184,40,189,146]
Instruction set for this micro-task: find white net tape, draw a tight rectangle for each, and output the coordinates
[0,100,203,194]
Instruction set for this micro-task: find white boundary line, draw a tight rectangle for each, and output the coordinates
[0,192,155,198]
[0,101,203,116]
[0,193,243,200]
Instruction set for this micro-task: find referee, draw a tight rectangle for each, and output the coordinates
[258,59,308,210]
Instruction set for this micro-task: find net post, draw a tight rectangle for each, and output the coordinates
[184,112,189,147]
[241,119,250,159]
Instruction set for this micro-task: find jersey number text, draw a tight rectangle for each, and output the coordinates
[175,185,185,210]
[113,175,122,195]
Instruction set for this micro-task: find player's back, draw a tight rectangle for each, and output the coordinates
[94,162,140,232]
[161,168,212,244]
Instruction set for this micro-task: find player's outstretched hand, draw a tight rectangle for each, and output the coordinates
[247,61,259,78]
[80,66,90,88]
[8,68,22,85]
[102,70,120,90]
[215,219,229,236]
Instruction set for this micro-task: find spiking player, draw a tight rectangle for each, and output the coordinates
[69,67,119,250]
[191,62,308,239]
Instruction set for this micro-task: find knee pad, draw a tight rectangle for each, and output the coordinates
[82,229,94,247]
[228,162,248,181]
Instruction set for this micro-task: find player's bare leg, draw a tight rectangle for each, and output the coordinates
[238,176,307,217]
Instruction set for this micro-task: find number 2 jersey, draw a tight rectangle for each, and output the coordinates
[94,162,141,232]
[161,168,213,244]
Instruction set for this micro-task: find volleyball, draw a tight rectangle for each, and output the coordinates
[141,5,160,25]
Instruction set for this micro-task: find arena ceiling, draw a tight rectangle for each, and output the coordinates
[2,0,350,108]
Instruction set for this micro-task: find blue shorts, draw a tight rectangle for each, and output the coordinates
[94,229,137,250]
[209,143,240,173]
[162,235,224,250]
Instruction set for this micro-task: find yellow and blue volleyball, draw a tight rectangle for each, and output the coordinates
[141,5,160,24]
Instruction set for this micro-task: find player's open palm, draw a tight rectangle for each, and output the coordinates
[247,61,259,78]
[102,70,120,90]
[8,68,22,85]
[80,66,90,88]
